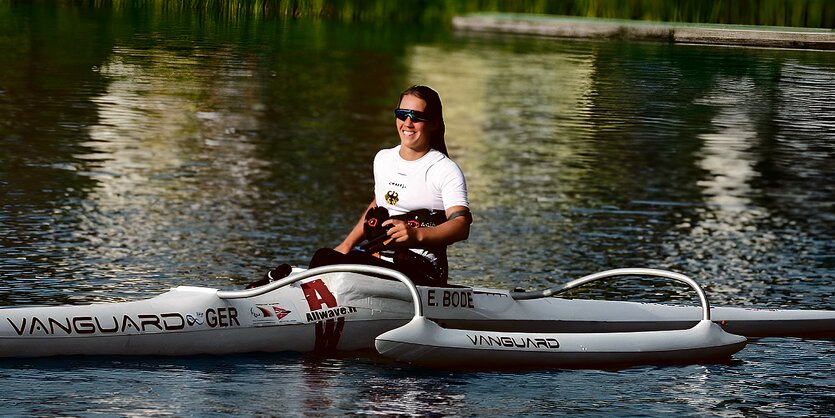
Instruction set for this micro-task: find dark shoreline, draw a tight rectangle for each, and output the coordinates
[453,13,835,50]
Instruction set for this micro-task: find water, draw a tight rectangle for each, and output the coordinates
[1,3,834,416]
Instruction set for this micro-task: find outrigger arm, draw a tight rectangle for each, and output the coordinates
[510,268,713,321]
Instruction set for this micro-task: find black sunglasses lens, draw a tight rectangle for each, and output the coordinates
[394,109,428,122]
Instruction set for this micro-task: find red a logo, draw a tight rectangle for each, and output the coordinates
[301,279,338,311]
[301,279,343,352]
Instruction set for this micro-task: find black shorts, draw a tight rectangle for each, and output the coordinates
[308,248,447,286]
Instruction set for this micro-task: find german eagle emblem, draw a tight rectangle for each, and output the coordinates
[385,191,399,205]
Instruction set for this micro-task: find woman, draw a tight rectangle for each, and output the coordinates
[309,85,471,286]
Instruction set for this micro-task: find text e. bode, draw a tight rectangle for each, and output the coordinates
[426,289,474,308]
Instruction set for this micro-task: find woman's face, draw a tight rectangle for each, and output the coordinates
[396,94,435,157]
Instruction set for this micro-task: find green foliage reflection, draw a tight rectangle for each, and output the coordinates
[60,0,835,28]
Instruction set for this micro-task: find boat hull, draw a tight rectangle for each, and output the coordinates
[1,270,832,358]
[0,278,409,358]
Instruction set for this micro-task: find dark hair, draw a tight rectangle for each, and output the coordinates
[399,85,448,157]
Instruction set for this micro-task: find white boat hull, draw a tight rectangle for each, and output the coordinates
[1,267,832,362]
[0,278,406,357]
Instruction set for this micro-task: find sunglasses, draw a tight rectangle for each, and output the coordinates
[394,108,431,122]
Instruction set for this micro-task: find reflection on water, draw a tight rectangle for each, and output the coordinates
[2,5,833,417]
[1,9,833,311]
[404,38,833,309]
[696,76,759,212]
[0,15,422,303]
[406,40,598,284]
[0,14,830,307]
[681,75,772,302]
[3,339,832,416]
[773,60,835,216]
[78,43,270,296]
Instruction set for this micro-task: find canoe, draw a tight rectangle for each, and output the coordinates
[1,265,832,368]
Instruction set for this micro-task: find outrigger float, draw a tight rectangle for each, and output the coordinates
[1,265,832,368]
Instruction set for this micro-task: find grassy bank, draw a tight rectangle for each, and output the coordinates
[44,0,835,28]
